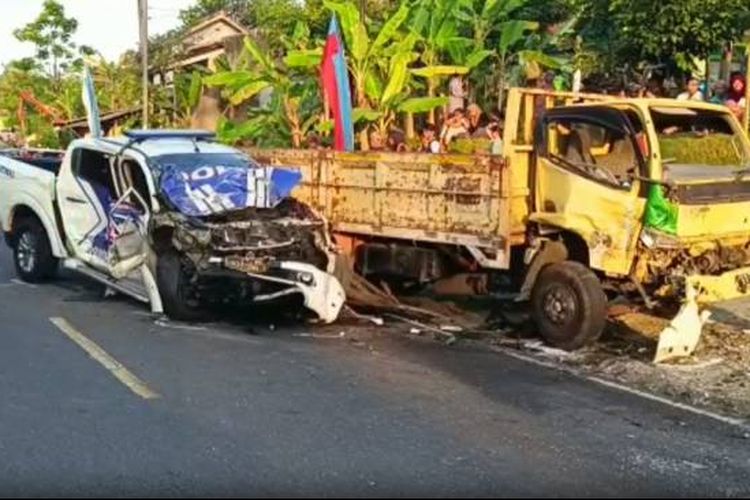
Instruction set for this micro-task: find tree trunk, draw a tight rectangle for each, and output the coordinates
[285,99,302,148]
[497,59,507,115]
[355,71,369,150]
[428,78,436,125]
[404,112,414,140]
[359,128,369,151]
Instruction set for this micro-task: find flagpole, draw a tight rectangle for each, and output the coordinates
[138,0,150,128]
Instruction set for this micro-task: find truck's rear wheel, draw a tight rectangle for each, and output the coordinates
[13,218,58,283]
[156,250,204,322]
[531,261,607,351]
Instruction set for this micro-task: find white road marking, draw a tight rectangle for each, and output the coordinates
[50,317,160,400]
[490,345,749,430]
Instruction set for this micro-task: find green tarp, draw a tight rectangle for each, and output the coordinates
[644,184,678,234]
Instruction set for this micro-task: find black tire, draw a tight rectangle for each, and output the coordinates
[156,250,204,322]
[531,261,607,351]
[12,217,58,283]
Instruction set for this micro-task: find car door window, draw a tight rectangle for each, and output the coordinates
[545,118,640,190]
[73,147,118,205]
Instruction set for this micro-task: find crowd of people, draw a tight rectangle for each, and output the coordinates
[608,71,747,122]
[304,70,749,153]
[306,74,505,154]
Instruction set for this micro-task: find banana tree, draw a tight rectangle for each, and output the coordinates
[173,71,204,127]
[352,37,449,140]
[456,0,529,48]
[204,35,322,148]
[495,20,569,111]
[323,0,411,109]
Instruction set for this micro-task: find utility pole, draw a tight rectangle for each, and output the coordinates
[138,0,149,128]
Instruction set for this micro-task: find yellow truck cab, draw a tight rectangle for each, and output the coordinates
[252,88,750,352]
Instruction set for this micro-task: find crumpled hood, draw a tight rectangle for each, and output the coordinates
[160,164,302,217]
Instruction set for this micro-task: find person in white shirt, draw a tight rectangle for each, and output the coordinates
[676,77,704,101]
[448,74,466,113]
[420,125,441,154]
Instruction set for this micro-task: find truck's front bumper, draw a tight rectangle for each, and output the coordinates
[687,266,750,303]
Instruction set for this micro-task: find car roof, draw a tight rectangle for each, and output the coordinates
[69,134,242,160]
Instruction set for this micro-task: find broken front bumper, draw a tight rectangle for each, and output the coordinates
[654,266,750,363]
[686,265,750,303]
[209,257,345,323]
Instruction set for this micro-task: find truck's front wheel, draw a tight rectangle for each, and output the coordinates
[13,217,58,283]
[156,250,204,322]
[531,261,607,351]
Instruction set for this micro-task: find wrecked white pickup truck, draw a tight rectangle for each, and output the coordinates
[0,130,345,322]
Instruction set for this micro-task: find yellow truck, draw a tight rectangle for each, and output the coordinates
[251,88,750,356]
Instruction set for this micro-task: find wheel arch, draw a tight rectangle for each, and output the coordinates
[7,203,66,258]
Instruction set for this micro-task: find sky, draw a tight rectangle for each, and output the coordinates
[0,0,195,67]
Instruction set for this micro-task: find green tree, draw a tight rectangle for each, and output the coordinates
[179,0,326,52]
[13,0,82,83]
[204,29,323,147]
[179,0,251,26]
[574,0,750,73]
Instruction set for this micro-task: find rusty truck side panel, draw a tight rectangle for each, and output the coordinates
[251,149,516,267]
[249,88,617,271]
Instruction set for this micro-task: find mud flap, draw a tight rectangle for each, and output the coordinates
[654,283,712,363]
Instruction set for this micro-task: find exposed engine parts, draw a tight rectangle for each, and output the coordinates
[153,198,333,274]
[634,236,750,298]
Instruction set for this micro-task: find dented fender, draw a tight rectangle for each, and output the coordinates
[529,211,633,275]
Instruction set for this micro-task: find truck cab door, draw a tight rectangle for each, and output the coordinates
[533,108,648,275]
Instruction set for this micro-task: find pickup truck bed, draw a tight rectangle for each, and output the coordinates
[0,149,63,175]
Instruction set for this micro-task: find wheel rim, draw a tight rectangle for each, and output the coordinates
[16,232,37,273]
[542,284,578,325]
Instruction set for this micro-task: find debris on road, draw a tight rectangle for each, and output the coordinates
[384,313,458,345]
[342,305,384,326]
[293,331,346,339]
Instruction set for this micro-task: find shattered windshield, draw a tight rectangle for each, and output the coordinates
[154,152,302,217]
[650,107,750,180]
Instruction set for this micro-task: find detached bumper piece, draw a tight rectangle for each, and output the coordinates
[686,266,750,304]
[654,266,750,363]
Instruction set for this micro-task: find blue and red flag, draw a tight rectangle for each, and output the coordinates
[321,15,355,151]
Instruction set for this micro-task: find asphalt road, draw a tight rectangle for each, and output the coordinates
[0,243,748,498]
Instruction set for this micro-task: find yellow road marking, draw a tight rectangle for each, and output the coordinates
[49,317,160,400]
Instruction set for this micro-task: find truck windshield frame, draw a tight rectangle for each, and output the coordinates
[649,107,750,169]
[539,108,646,191]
